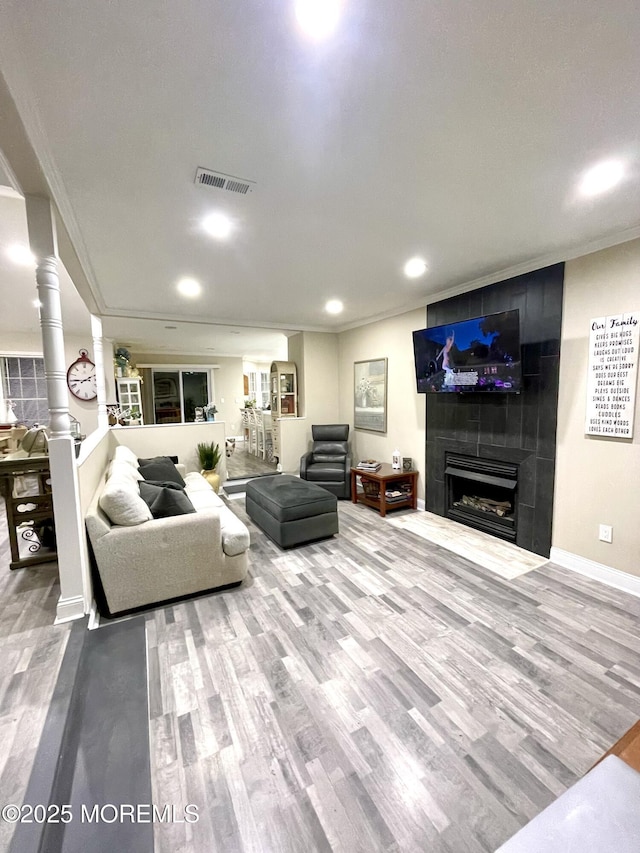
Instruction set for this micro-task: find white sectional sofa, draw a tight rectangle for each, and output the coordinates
[85,447,249,615]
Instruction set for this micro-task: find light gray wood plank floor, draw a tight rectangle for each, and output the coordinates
[146,501,640,852]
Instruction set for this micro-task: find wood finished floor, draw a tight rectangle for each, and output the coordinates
[0,497,71,853]
[146,500,640,853]
[226,441,277,481]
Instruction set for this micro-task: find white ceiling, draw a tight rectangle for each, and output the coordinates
[0,0,639,352]
[0,194,95,341]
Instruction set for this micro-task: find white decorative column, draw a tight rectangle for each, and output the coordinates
[25,195,89,623]
[91,314,109,429]
[26,201,70,437]
[103,338,117,404]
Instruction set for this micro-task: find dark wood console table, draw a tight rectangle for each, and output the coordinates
[351,463,418,517]
[0,454,57,570]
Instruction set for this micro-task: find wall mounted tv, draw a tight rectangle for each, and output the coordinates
[413,309,522,393]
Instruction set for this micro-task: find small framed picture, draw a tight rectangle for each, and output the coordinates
[402,457,413,471]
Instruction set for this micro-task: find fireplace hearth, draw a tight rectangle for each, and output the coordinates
[445,453,519,542]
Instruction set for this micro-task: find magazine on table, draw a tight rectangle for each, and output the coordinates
[357,459,381,471]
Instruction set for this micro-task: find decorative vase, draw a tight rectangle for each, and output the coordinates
[201,468,220,493]
[206,412,215,422]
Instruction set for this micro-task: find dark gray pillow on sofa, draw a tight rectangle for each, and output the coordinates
[137,456,185,487]
[138,480,195,519]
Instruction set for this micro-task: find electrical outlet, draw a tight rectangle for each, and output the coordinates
[599,524,613,543]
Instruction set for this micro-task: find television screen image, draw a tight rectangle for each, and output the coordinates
[413,309,522,393]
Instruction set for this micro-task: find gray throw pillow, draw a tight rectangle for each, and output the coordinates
[138,480,195,519]
[137,456,185,487]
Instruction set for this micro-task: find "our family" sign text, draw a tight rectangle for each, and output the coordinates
[585,311,639,438]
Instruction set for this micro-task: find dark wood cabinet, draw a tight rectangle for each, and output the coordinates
[0,454,57,570]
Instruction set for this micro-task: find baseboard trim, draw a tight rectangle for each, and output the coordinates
[550,547,640,599]
[55,594,86,624]
[87,599,100,630]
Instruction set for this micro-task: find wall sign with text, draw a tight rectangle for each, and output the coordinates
[585,311,639,438]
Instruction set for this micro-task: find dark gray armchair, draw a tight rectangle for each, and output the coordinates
[300,424,351,499]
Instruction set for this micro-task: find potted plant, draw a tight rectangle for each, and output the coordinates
[197,441,222,493]
[204,402,218,422]
[114,346,131,378]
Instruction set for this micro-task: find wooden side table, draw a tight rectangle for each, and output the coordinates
[0,454,57,570]
[351,463,418,517]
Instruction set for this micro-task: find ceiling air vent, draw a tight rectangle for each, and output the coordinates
[194,167,254,195]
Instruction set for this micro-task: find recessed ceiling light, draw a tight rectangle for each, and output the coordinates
[6,243,36,267]
[295,0,342,39]
[403,257,428,279]
[202,211,233,240]
[177,277,202,298]
[325,299,343,314]
[578,159,625,197]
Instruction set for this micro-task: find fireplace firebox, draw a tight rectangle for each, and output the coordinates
[445,453,518,542]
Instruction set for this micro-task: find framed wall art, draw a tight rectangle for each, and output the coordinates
[354,358,387,432]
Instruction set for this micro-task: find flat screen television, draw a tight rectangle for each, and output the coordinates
[413,309,522,393]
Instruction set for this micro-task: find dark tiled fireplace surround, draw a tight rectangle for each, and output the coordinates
[425,263,564,557]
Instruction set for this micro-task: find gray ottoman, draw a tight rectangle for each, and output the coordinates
[245,475,338,548]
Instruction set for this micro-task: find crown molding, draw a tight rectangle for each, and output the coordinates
[336,224,640,332]
[99,307,332,334]
[421,224,640,310]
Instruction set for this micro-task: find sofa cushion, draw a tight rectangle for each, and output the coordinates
[187,488,224,512]
[114,445,140,468]
[219,508,251,557]
[139,481,196,519]
[107,459,143,483]
[184,472,217,492]
[99,476,153,526]
[138,454,179,465]
[184,471,249,556]
[138,456,186,487]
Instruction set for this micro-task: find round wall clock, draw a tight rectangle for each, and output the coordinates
[67,349,97,401]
